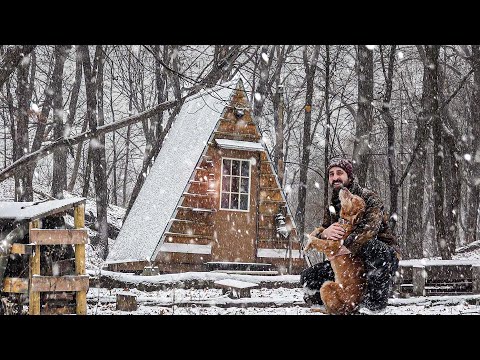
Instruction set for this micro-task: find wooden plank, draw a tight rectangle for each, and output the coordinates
[164,232,213,240]
[211,270,279,276]
[74,203,87,315]
[29,229,88,245]
[2,277,29,293]
[29,219,41,315]
[41,306,76,315]
[10,243,34,255]
[31,275,89,292]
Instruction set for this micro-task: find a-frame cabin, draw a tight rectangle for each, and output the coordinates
[105,79,307,274]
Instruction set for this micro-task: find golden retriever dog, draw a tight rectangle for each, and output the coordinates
[303,188,366,314]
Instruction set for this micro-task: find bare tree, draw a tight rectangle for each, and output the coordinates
[353,45,374,186]
[466,45,480,244]
[79,45,109,259]
[405,46,435,259]
[379,45,399,232]
[51,45,71,199]
[295,45,320,239]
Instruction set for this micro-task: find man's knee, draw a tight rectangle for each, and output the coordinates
[360,240,398,310]
[300,261,334,305]
[300,261,334,288]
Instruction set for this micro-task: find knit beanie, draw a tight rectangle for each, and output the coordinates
[327,157,354,180]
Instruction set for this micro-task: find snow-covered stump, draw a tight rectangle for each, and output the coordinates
[473,265,480,294]
[412,265,427,296]
[116,292,137,311]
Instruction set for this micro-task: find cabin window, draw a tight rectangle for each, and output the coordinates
[220,158,251,211]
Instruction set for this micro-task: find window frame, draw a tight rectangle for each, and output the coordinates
[219,157,252,212]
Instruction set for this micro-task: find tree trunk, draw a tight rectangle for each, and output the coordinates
[323,45,331,212]
[253,45,271,119]
[0,45,36,88]
[122,125,131,208]
[405,45,435,259]
[66,46,84,193]
[466,45,480,244]
[273,85,285,187]
[51,45,71,199]
[14,51,32,201]
[438,51,461,252]
[380,45,399,232]
[352,45,374,187]
[428,45,450,259]
[296,45,320,240]
[79,45,109,260]
[109,59,118,206]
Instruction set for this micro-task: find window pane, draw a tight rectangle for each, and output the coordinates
[221,193,229,208]
[241,161,250,177]
[222,159,231,175]
[240,178,249,193]
[222,176,230,192]
[232,160,240,176]
[240,194,248,210]
[231,177,239,192]
[231,193,239,209]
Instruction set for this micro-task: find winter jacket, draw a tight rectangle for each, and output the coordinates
[311,180,401,259]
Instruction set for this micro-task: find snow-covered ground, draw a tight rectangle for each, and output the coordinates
[84,263,480,315]
[85,284,480,315]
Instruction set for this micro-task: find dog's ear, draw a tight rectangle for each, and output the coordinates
[352,209,365,225]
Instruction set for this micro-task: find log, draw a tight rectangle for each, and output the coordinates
[412,265,427,296]
[116,292,137,311]
[473,265,480,294]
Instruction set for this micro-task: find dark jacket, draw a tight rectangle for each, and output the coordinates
[311,180,401,259]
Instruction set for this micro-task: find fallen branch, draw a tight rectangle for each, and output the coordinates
[0,98,180,182]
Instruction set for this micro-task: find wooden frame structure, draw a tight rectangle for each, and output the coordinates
[1,197,88,315]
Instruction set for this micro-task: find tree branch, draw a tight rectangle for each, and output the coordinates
[0,98,180,182]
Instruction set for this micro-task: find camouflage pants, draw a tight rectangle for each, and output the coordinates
[300,239,399,310]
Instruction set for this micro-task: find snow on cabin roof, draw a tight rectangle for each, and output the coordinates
[215,138,264,152]
[106,80,239,265]
[0,197,86,221]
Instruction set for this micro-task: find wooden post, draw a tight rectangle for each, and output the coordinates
[412,265,427,297]
[29,219,41,315]
[74,203,87,315]
[472,265,480,294]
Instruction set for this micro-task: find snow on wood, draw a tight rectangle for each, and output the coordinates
[214,279,258,289]
[399,258,480,266]
[214,138,264,152]
[0,197,85,221]
[257,248,302,259]
[106,80,237,265]
[159,242,212,254]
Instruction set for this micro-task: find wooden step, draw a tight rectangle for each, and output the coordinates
[164,232,214,240]
[177,206,216,213]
